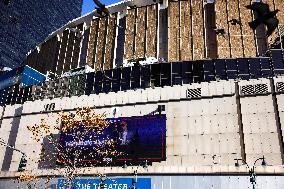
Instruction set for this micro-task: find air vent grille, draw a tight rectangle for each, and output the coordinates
[187,88,201,98]
[240,84,269,96]
[276,82,284,92]
[241,85,254,95]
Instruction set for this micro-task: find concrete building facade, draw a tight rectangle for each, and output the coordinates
[1,0,284,188]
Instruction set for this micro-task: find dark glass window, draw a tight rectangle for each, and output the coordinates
[151,64,161,87]
[112,68,121,92]
[214,59,227,80]
[26,86,33,101]
[0,89,8,106]
[85,72,95,95]
[131,66,141,89]
[141,65,151,88]
[94,71,103,94]
[260,58,273,77]
[6,87,12,105]
[121,67,131,91]
[237,58,250,80]
[271,50,284,74]
[182,61,193,84]
[16,87,24,104]
[225,59,238,79]
[161,63,171,87]
[172,62,182,85]
[9,85,19,105]
[249,58,261,79]
[22,87,30,102]
[193,60,204,83]
[203,60,215,82]
[102,70,112,93]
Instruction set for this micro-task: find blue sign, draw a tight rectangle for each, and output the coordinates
[58,115,166,165]
[57,178,151,189]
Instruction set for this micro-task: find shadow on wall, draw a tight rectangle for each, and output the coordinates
[38,134,60,169]
[1,106,23,171]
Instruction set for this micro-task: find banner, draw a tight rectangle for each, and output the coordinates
[57,178,151,189]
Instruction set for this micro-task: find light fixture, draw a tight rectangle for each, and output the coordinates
[143,160,148,169]
[157,105,165,114]
[122,161,127,169]
[261,156,266,166]
[234,159,240,167]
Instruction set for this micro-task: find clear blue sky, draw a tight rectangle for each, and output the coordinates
[81,0,123,16]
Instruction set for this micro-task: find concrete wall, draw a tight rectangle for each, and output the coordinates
[0,78,284,175]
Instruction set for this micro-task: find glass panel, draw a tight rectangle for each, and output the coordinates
[203,60,215,82]
[182,61,193,84]
[121,67,131,91]
[237,58,250,80]
[151,64,161,87]
[94,71,103,94]
[214,59,227,80]
[112,68,121,92]
[85,72,95,95]
[141,65,151,88]
[249,58,261,79]
[161,63,171,87]
[131,66,141,89]
[22,87,29,103]
[271,50,284,74]
[260,58,273,77]
[6,87,12,105]
[225,59,237,79]
[193,60,204,83]
[172,62,182,85]
[102,70,112,93]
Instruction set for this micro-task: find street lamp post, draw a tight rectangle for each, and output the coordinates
[122,160,149,189]
[234,156,267,189]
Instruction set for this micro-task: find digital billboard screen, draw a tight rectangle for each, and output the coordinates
[57,114,166,166]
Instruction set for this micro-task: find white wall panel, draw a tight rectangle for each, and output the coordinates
[147,88,155,102]
[201,82,209,96]
[180,85,189,99]
[261,133,273,154]
[187,117,196,135]
[202,115,211,134]
[215,81,224,95]
[188,101,202,116]
[166,136,174,156]
[116,91,124,104]
[160,87,170,100]
[193,116,203,135]
[276,94,284,111]
[195,134,205,154]
[252,134,262,154]
[188,135,197,154]
[171,117,188,136]
[140,89,148,102]
[226,115,239,133]
[3,105,13,117]
[208,82,217,96]
[268,133,281,154]
[211,134,220,154]
[173,136,188,155]
[22,101,31,114]
[98,94,106,106]
[60,97,69,110]
[244,134,254,154]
